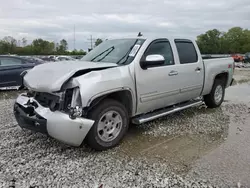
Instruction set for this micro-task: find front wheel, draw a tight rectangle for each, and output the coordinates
[204,79,225,108]
[85,99,129,151]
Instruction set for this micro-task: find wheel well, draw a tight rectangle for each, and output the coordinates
[214,72,228,86]
[88,90,133,117]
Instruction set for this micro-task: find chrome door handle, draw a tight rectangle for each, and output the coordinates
[195,67,202,71]
[168,70,178,76]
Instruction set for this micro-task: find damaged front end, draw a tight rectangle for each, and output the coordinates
[31,87,85,119]
[65,87,84,119]
[14,87,95,146]
[13,60,120,146]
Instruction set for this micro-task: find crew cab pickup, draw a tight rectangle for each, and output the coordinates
[13,37,234,150]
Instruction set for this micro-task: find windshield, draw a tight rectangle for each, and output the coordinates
[81,39,145,64]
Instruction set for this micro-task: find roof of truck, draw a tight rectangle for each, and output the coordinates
[107,36,196,41]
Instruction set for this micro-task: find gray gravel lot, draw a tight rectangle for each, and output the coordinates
[187,102,250,187]
[0,69,250,187]
[0,98,217,188]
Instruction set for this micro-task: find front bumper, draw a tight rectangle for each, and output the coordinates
[13,94,95,146]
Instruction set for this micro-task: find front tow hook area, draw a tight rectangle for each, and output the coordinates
[14,103,48,134]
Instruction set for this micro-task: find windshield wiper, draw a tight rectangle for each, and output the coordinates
[91,46,115,62]
[116,39,138,65]
[97,47,115,62]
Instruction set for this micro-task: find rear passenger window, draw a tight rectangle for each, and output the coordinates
[175,40,198,64]
[144,41,174,66]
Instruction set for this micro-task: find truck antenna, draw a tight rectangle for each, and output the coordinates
[137,32,143,37]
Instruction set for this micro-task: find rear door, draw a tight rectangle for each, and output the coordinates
[174,39,204,101]
[0,57,27,87]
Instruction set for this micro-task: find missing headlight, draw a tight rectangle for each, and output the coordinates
[63,88,74,110]
[64,87,83,119]
[70,87,82,108]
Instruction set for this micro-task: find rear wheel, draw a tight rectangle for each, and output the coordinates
[85,99,129,151]
[204,79,225,108]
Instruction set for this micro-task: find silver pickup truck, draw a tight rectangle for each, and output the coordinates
[14,37,234,150]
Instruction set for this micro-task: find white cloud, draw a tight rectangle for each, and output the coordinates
[0,0,249,50]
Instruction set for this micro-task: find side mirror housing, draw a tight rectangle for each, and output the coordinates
[140,54,165,69]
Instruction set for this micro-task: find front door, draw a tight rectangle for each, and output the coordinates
[135,39,182,114]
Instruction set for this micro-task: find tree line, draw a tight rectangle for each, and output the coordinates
[197,27,250,54]
[0,37,87,56]
[1,27,249,55]
[0,36,104,55]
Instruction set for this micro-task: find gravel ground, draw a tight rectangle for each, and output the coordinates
[0,98,218,188]
[0,99,244,188]
[233,68,250,84]
[140,105,230,138]
[186,102,250,187]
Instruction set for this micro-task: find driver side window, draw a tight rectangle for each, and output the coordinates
[144,40,175,66]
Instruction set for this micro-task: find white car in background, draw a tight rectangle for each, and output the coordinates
[55,56,76,61]
[235,62,246,68]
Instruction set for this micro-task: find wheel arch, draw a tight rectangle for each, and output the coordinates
[86,88,135,117]
[214,72,229,87]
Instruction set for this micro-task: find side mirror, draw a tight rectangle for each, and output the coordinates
[140,54,165,69]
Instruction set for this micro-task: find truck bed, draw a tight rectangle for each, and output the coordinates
[202,57,234,96]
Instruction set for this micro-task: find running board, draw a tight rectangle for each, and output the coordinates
[132,100,203,125]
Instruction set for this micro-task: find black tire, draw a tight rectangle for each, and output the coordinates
[204,79,225,108]
[85,99,129,151]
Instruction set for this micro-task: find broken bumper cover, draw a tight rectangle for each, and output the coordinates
[13,94,95,146]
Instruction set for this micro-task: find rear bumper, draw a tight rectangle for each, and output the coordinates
[14,94,95,146]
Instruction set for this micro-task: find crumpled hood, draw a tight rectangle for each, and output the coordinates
[23,60,117,92]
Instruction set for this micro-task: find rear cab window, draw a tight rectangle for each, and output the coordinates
[174,39,198,64]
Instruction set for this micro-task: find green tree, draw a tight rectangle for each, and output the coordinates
[196,29,222,54]
[219,33,230,54]
[241,29,250,53]
[0,36,17,54]
[223,27,250,53]
[0,36,86,55]
[79,49,86,55]
[60,39,68,51]
[95,38,103,47]
[56,39,68,54]
[69,49,86,55]
[22,38,27,47]
[196,27,250,54]
[32,38,55,55]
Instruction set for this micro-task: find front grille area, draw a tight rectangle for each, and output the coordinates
[33,90,74,112]
[35,92,60,108]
